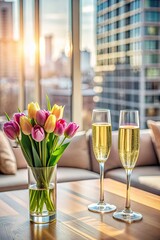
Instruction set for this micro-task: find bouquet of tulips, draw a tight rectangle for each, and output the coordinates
[3,97,79,217]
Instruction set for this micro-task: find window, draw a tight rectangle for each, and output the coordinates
[146,108,159,116]
[145,68,160,77]
[0,0,19,117]
[145,11,160,22]
[80,0,96,130]
[146,82,160,90]
[145,26,159,35]
[39,0,71,122]
[24,0,35,106]
[145,0,160,8]
[144,40,159,50]
[0,0,160,131]
[144,54,159,64]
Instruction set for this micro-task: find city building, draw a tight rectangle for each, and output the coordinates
[0,0,19,116]
[0,0,19,80]
[95,0,160,129]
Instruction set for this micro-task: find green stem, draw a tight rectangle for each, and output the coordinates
[51,136,59,153]
[39,142,42,160]
[56,136,66,150]
[29,188,55,214]
[42,133,49,167]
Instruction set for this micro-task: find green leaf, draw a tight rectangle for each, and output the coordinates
[5,112,10,121]
[47,132,54,150]
[46,95,51,111]
[28,137,42,167]
[20,133,33,166]
[47,142,70,166]
[31,144,42,167]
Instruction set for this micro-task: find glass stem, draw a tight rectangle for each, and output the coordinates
[125,169,132,213]
[99,162,105,203]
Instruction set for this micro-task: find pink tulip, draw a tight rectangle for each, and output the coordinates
[36,110,49,126]
[31,125,45,142]
[13,112,25,125]
[64,122,79,138]
[54,119,67,136]
[3,120,20,140]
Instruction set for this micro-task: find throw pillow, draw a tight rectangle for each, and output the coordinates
[58,131,91,170]
[147,120,160,164]
[0,131,17,174]
[12,147,27,169]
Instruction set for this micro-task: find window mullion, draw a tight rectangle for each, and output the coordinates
[34,0,41,105]
[71,0,82,129]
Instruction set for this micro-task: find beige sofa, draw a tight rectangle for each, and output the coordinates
[0,130,160,195]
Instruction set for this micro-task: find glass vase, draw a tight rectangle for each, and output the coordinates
[28,165,57,223]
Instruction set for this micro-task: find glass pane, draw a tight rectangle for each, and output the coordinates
[0,0,19,123]
[23,0,35,107]
[40,0,71,122]
[92,1,160,129]
[80,0,96,130]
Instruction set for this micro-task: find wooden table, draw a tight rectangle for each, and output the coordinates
[0,179,159,240]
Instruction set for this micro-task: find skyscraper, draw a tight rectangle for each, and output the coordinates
[0,0,19,79]
[0,0,13,39]
[0,0,19,116]
[95,0,160,129]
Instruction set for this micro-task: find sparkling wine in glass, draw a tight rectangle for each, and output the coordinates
[88,109,116,213]
[113,110,143,223]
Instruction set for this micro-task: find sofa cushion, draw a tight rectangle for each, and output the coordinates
[138,129,159,166]
[58,131,91,170]
[57,167,99,183]
[0,169,28,192]
[105,166,160,195]
[0,131,17,175]
[147,120,160,164]
[12,147,28,169]
[0,167,99,192]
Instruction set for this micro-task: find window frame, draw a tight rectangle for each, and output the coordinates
[19,0,82,129]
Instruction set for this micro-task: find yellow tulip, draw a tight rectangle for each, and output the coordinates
[20,116,32,135]
[44,114,56,133]
[28,102,40,119]
[51,104,64,119]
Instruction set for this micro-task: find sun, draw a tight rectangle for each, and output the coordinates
[24,37,45,65]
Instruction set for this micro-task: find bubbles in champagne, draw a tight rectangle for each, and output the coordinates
[118,126,140,170]
[92,123,112,162]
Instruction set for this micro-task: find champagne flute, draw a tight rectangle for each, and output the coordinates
[88,109,116,213]
[113,110,143,223]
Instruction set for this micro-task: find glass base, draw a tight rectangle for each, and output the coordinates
[113,209,142,223]
[88,202,116,213]
[30,212,56,224]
